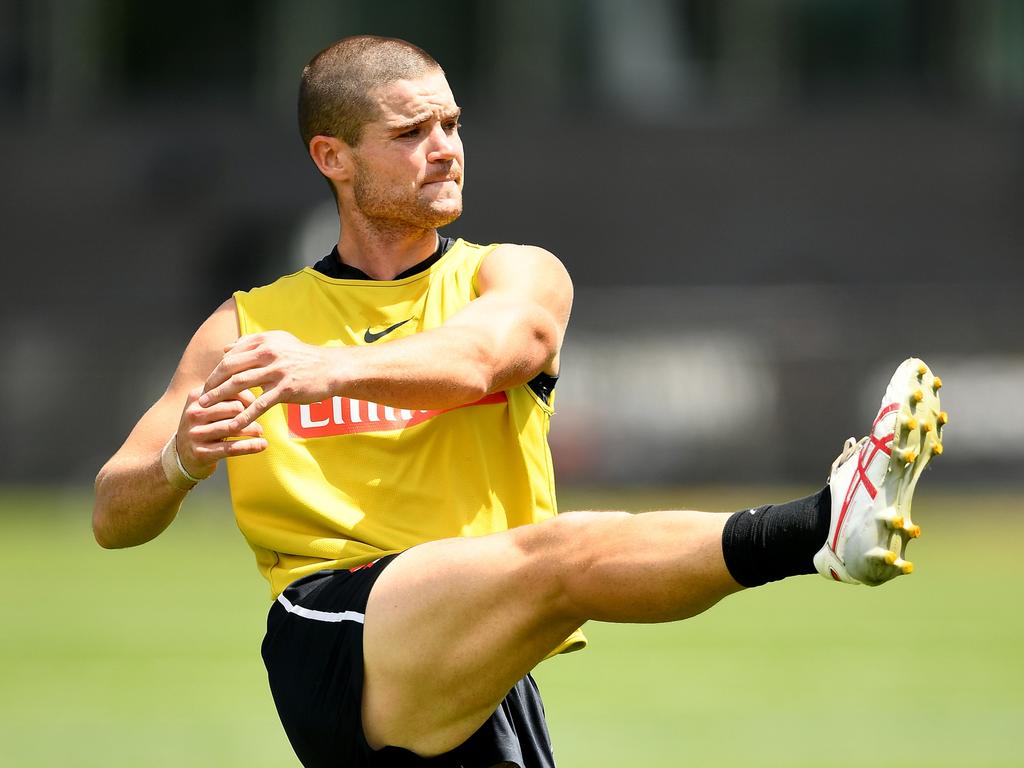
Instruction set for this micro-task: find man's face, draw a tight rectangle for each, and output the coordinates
[348,69,464,229]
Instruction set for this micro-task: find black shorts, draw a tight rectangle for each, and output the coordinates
[261,554,556,768]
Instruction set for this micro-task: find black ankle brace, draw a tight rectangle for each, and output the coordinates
[721,487,831,588]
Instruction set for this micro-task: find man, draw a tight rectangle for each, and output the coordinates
[93,35,946,768]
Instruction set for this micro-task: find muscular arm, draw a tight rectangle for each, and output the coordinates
[93,300,265,548]
[201,245,573,428]
[338,244,572,405]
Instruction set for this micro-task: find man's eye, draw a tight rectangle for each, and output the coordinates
[444,121,462,133]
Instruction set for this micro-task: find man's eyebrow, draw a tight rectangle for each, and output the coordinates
[388,108,462,132]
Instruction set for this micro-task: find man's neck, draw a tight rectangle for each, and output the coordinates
[336,216,439,281]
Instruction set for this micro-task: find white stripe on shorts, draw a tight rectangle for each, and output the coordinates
[276,594,365,624]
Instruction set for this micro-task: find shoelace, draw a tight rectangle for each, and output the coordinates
[829,435,868,481]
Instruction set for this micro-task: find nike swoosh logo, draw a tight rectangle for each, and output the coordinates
[363,318,411,343]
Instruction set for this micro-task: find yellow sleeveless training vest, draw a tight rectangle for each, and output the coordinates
[225,238,585,654]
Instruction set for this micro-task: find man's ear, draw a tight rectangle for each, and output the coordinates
[309,135,352,183]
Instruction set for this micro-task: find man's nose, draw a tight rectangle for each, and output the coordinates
[426,124,458,162]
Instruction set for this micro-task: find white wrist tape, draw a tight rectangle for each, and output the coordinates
[160,435,205,491]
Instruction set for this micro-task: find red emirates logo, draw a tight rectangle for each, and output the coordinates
[286,392,507,438]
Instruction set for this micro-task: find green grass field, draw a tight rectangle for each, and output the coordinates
[1,487,1021,767]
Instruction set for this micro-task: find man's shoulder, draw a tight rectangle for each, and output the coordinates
[448,240,563,294]
[476,243,569,283]
[483,242,562,265]
[451,239,554,256]
[470,241,555,255]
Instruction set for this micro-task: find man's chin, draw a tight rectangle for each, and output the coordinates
[364,200,462,231]
[422,203,462,229]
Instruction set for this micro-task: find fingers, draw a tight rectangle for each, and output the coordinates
[189,397,249,425]
[200,368,290,435]
[202,331,309,408]
[227,387,279,431]
[198,358,283,431]
[189,436,268,465]
[200,330,324,424]
[200,370,270,407]
[192,415,264,443]
[176,386,267,476]
[185,391,262,432]
[201,347,272,403]
[219,386,262,432]
[222,333,267,355]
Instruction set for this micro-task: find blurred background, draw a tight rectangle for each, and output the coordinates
[1,1,1022,766]
[2,0,1022,485]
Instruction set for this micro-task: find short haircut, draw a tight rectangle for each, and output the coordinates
[298,35,442,150]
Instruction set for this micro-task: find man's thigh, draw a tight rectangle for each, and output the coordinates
[263,556,560,767]
[361,523,583,756]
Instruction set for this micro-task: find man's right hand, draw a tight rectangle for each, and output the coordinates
[175,385,267,479]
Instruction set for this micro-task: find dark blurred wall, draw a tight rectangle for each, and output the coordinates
[1,0,1021,484]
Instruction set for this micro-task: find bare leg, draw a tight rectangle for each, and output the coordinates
[361,509,741,755]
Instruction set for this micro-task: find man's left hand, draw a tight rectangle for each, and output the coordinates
[199,331,338,429]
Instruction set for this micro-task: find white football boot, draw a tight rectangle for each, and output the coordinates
[813,358,946,586]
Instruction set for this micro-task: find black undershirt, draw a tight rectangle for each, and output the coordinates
[311,235,557,404]
[311,235,456,280]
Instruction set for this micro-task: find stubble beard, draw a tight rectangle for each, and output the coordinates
[351,157,463,233]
